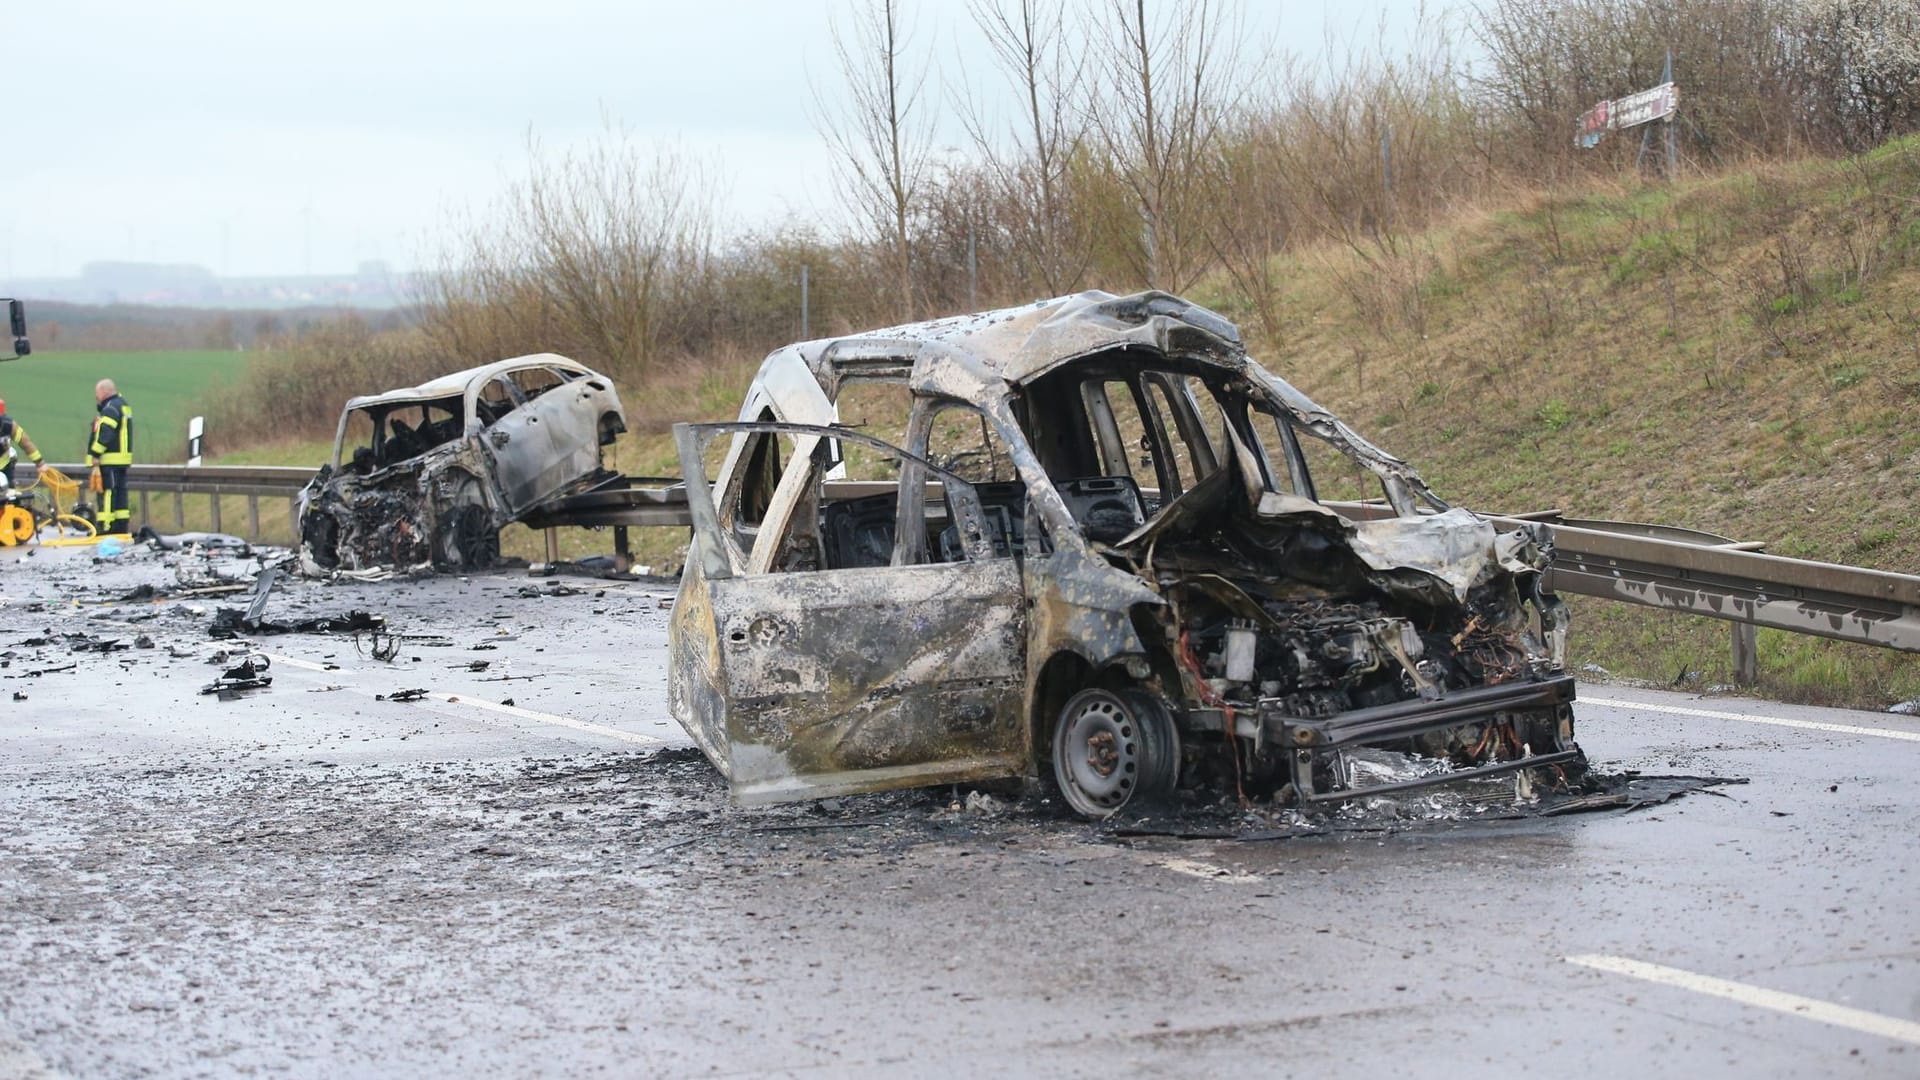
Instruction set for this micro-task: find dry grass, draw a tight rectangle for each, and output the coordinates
[1241,136,1920,709]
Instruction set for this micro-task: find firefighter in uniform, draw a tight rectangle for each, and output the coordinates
[88,379,134,535]
[0,399,45,488]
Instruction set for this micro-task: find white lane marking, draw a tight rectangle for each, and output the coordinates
[1155,857,1262,884]
[263,652,349,674]
[430,692,661,747]
[1583,697,1920,744]
[1567,954,1920,1046]
[260,652,661,748]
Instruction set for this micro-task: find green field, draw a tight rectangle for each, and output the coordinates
[0,349,253,464]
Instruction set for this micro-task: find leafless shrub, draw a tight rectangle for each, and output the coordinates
[958,0,1092,295]
[815,0,936,318]
[1080,0,1244,292]
[423,133,716,384]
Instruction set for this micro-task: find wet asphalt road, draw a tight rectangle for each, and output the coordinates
[2,540,1917,1078]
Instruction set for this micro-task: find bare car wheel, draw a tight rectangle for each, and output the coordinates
[1052,687,1180,818]
[436,475,499,570]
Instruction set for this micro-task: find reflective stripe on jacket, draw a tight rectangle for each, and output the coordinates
[0,416,43,464]
[90,395,134,466]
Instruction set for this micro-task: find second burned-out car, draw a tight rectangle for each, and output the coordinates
[668,291,1579,816]
[299,354,626,572]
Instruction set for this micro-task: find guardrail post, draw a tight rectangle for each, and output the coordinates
[1731,623,1758,685]
[288,496,299,540]
[138,491,149,531]
[173,491,184,530]
[247,495,260,541]
[209,493,222,533]
[545,527,560,565]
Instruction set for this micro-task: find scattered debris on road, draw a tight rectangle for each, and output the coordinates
[202,654,272,699]
[211,608,382,639]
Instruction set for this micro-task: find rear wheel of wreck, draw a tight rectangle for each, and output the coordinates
[1052,688,1179,818]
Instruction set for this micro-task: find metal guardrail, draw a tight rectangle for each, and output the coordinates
[46,462,316,542]
[58,464,1920,671]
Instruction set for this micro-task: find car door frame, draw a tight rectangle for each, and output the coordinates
[470,373,544,514]
[669,420,1028,804]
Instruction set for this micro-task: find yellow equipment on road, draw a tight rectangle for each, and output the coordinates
[0,503,31,544]
[0,465,98,547]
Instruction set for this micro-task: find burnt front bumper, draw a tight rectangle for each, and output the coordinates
[1265,675,1580,803]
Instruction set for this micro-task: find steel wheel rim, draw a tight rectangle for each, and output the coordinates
[1059,693,1141,812]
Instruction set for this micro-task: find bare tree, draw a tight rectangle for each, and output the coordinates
[425,133,715,381]
[959,0,1090,295]
[816,0,935,318]
[1082,0,1243,292]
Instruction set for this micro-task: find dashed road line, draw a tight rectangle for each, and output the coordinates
[259,651,661,748]
[1153,857,1263,884]
[1583,697,1920,744]
[427,692,662,746]
[1567,954,1920,1046]
[264,652,349,674]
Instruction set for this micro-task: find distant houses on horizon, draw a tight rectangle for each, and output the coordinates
[2,260,417,310]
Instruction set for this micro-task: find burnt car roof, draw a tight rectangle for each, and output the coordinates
[743,289,1434,504]
[341,353,592,411]
[771,290,1245,400]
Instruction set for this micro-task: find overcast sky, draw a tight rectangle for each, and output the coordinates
[3,0,1436,279]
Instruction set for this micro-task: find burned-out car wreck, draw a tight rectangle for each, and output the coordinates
[668,291,1578,817]
[299,354,626,573]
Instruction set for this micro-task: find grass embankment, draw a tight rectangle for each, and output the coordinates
[0,350,251,463]
[1205,138,1920,708]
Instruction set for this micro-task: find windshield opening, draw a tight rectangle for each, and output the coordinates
[341,395,466,473]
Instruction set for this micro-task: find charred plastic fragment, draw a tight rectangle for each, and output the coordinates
[667,290,1582,817]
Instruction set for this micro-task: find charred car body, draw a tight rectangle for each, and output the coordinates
[299,354,626,572]
[668,291,1577,817]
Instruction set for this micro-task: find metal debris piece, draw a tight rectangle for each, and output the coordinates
[202,654,272,697]
[135,528,252,554]
[378,688,430,702]
[359,629,401,662]
[210,608,381,640]
[243,568,281,626]
[357,628,451,662]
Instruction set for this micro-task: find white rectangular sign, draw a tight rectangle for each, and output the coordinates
[1610,82,1677,129]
